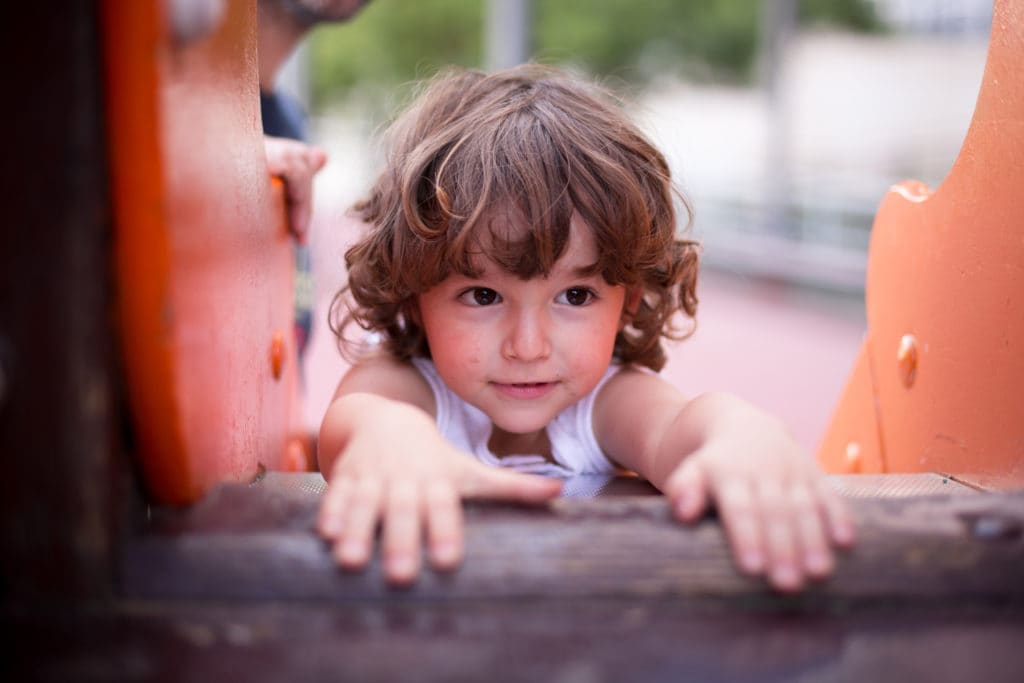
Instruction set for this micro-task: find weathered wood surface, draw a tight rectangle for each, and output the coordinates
[123,475,1024,604]
[10,599,1024,683]
[0,0,122,601]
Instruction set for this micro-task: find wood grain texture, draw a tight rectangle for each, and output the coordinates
[123,479,1024,603]
[0,0,119,601]
[11,600,1024,683]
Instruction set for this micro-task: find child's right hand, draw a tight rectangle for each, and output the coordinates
[263,135,328,242]
[316,395,562,586]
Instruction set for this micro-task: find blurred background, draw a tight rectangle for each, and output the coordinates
[284,0,993,452]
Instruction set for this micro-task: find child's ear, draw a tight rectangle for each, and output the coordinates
[403,298,423,328]
[620,287,643,329]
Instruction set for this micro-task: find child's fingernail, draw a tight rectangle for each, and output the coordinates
[388,555,416,580]
[432,542,459,567]
[319,516,342,537]
[772,565,801,590]
[741,550,765,573]
[806,551,831,575]
[339,540,365,565]
[674,496,690,518]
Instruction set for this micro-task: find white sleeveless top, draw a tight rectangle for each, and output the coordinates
[410,357,620,477]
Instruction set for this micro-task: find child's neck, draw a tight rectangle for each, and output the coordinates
[488,425,552,459]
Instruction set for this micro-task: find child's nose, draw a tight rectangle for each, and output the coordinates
[502,310,552,361]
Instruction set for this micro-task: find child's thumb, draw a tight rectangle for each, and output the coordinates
[665,456,710,522]
[458,463,562,503]
[310,146,328,170]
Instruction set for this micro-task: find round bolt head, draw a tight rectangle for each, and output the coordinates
[844,441,862,473]
[270,331,286,380]
[897,334,918,387]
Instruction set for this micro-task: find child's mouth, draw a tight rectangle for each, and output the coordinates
[492,381,555,399]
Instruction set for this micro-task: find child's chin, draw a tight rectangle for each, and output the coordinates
[488,412,555,436]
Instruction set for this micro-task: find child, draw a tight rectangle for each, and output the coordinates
[317,64,855,592]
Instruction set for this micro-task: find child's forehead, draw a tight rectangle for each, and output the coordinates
[466,211,600,274]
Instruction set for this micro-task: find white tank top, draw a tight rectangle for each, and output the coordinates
[410,357,619,477]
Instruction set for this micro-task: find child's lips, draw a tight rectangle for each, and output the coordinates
[491,380,556,399]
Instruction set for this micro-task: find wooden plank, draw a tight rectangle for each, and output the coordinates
[123,478,1024,603]
[9,600,1024,683]
[0,0,120,601]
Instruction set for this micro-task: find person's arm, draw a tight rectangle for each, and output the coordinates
[593,368,855,593]
[317,354,562,585]
[263,135,327,242]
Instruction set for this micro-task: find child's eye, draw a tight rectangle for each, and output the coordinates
[459,287,501,306]
[557,287,595,306]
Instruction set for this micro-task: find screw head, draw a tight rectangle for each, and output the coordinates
[844,441,862,473]
[897,334,918,387]
[270,331,286,380]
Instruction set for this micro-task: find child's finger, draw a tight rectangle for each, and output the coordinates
[457,462,562,503]
[284,172,314,242]
[381,479,423,585]
[790,483,834,579]
[756,480,804,592]
[317,475,353,539]
[817,481,857,548]
[665,457,710,521]
[424,479,464,570]
[715,478,765,575]
[335,476,383,569]
[309,146,328,171]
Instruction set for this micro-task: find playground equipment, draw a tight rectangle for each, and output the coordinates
[817,0,1023,491]
[3,1,1022,679]
[102,0,1023,504]
[103,0,306,504]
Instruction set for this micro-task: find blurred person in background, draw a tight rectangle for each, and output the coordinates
[259,0,372,361]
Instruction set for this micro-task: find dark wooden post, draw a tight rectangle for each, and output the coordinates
[0,1,125,602]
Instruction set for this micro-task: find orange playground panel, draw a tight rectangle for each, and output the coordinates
[102,0,304,504]
[818,0,1024,490]
[100,0,1022,503]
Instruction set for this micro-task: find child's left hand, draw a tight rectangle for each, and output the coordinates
[263,135,328,242]
[662,397,856,592]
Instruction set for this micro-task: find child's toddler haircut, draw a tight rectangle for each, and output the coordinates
[333,64,700,372]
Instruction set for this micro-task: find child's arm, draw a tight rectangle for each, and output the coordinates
[263,135,327,242]
[594,369,855,593]
[317,355,562,585]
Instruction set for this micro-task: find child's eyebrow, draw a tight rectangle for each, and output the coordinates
[570,261,602,278]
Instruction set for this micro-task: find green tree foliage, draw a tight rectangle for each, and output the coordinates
[309,0,484,107]
[309,0,881,108]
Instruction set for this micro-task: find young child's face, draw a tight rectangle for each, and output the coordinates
[416,216,629,438]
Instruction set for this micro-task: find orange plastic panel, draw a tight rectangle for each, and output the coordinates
[817,343,885,474]
[102,0,298,503]
[819,0,1024,486]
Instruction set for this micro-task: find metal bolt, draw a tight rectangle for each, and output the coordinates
[897,334,918,387]
[270,331,285,380]
[844,441,862,473]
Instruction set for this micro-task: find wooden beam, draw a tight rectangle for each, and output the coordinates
[0,0,122,601]
[123,477,1024,604]
[11,598,1024,682]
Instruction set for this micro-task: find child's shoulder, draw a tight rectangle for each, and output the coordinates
[339,351,435,415]
[597,364,685,414]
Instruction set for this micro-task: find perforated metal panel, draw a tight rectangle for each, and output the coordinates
[253,472,980,498]
[827,473,978,498]
[253,472,630,498]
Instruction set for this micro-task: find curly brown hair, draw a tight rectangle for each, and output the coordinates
[331,64,699,372]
